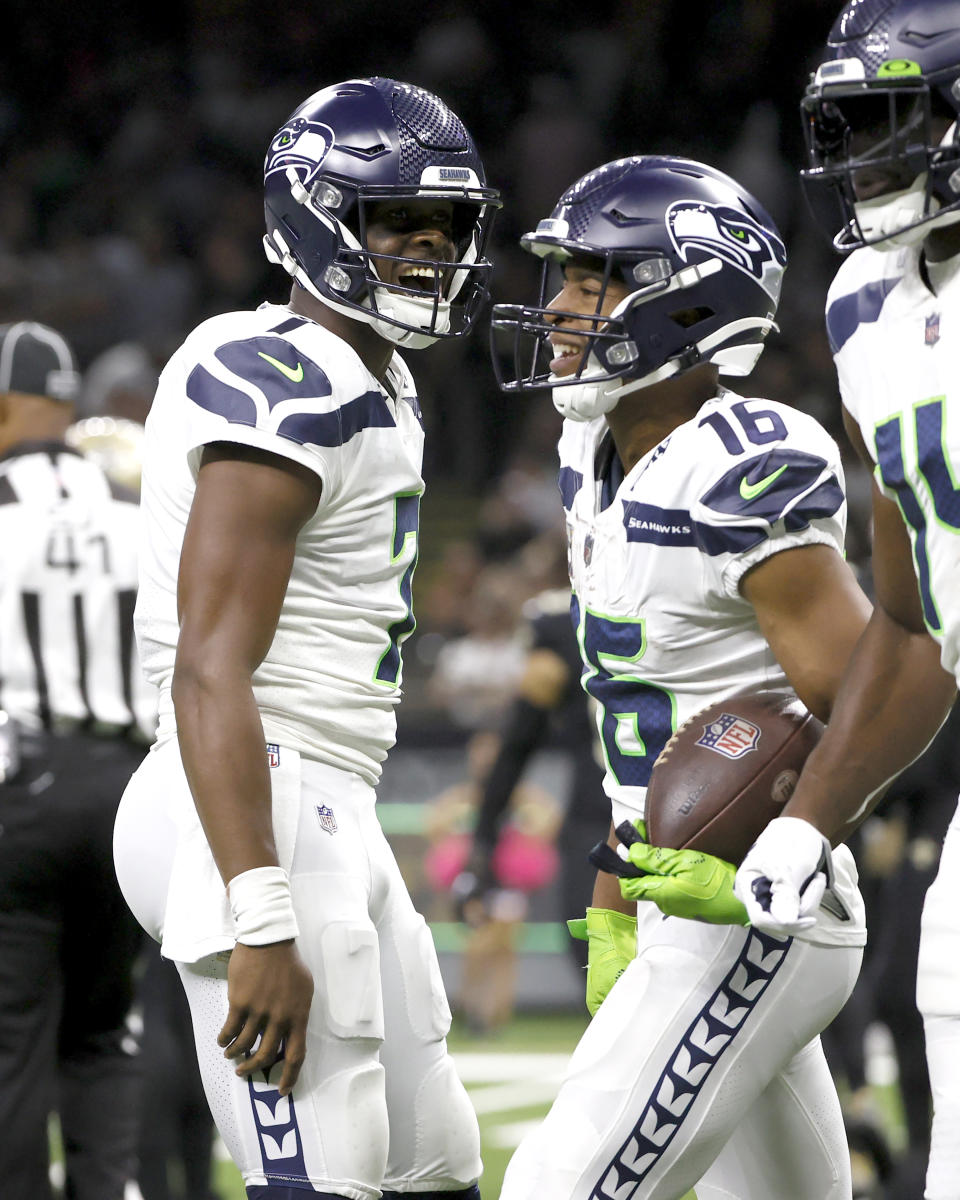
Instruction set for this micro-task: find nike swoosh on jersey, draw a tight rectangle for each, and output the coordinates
[739,464,788,500]
[257,351,304,382]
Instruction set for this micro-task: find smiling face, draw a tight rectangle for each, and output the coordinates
[545,256,630,377]
[363,198,458,295]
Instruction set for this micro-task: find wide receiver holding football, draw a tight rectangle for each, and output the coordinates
[734,2,960,1195]
[489,158,871,1199]
[112,78,500,1199]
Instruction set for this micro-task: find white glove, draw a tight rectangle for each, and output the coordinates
[734,817,834,936]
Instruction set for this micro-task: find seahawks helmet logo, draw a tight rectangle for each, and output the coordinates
[666,201,786,303]
[264,118,335,185]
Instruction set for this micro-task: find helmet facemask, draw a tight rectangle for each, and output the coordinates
[801,61,960,251]
[265,173,497,348]
[492,233,779,422]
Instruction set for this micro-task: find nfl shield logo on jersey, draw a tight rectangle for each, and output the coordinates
[696,713,761,759]
[315,805,338,835]
[925,313,940,346]
[266,743,281,768]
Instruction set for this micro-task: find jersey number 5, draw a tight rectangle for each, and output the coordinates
[374,492,421,687]
[577,602,676,788]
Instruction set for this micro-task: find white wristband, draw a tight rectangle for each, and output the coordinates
[227,866,300,946]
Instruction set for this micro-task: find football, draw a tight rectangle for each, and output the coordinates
[644,691,824,865]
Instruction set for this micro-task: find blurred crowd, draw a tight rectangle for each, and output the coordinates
[4,0,872,596]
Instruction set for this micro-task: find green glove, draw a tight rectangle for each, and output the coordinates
[619,842,750,925]
[567,907,638,1016]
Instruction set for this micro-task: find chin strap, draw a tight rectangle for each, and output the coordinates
[264,227,448,348]
[552,316,778,422]
[848,123,960,250]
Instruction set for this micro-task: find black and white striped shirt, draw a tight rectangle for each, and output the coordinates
[0,439,155,739]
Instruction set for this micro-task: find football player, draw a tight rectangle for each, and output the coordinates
[112,78,500,1200]
[734,2,960,1195]
[488,157,872,1199]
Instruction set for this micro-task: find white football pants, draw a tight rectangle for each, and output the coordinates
[499,907,861,1200]
[917,799,960,1200]
[115,743,481,1199]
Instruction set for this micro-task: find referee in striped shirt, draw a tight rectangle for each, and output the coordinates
[0,321,156,1200]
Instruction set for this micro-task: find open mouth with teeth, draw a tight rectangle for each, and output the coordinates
[395,262,446,295]
[549,333,590,376]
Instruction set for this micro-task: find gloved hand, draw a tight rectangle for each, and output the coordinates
[567,907,637,1016]
[592,821,750,925]
[734,816,833,936]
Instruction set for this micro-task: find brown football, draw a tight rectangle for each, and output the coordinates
[644,692,823,865]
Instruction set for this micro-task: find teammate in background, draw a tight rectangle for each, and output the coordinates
[452,543,609,975]
[112,78,500,1200]
[734,3,960,1196]
[489,157,872,1199]
[446,545,608,1031]
[0,321,155,1200]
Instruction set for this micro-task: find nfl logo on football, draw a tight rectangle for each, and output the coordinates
[266,743,281,768]
[315,804,338,835]
[696,713,761,759]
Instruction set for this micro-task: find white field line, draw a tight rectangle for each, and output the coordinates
[485,1118,546,1149]
[453,1051,570,1118]
[452,1051,571,1084]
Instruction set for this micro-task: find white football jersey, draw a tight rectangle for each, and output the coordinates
[827,243,960,684]
[560,387,864,945]
[136,303,424,784]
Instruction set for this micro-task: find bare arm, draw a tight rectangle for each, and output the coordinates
[172,442,322,1094]
[775,412,956,844]
[741,540,872,723]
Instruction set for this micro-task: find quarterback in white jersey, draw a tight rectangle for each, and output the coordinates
[113,78,500,1200]
[734,4,960,1196]
[489,156,872,1199]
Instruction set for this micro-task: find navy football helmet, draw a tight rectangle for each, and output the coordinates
[490,156,786,421]
[263,77,501,348]
[801,0,960,251]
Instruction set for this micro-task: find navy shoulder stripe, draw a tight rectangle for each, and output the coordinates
[692,523,767,556]
[826,275,900,354]
[186,364,257,426]
[269,317,308,335]
[277,390,395,446]
[701,450,841,526]
[558,465,583,511]
[215,337,332,409]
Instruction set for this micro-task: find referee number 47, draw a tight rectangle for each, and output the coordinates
[45,528,112,575]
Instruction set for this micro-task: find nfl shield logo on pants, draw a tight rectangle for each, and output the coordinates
[925,312,940,346]
[315,805,338,834]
